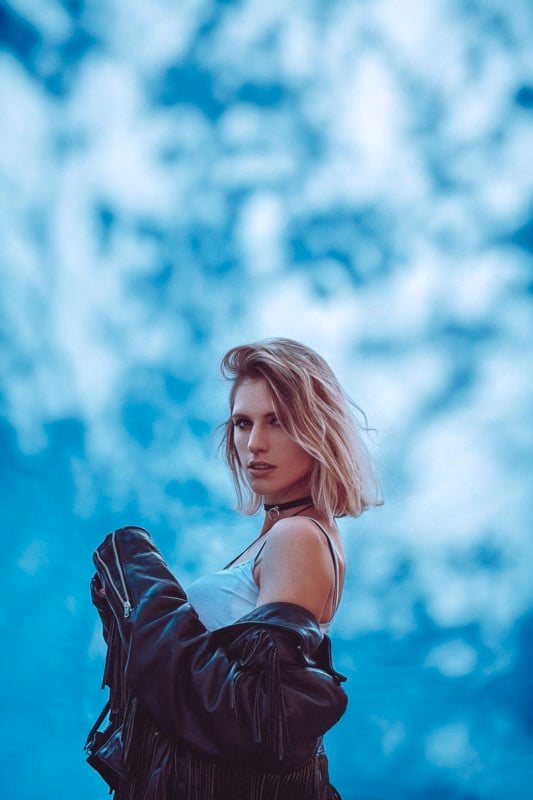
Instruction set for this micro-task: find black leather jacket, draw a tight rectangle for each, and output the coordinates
[89,526,347,798]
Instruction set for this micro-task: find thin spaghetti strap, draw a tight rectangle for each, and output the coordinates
[301,517,341,613]
[223,533,267,570]
[252,538,268,566]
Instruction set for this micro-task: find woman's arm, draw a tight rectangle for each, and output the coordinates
[256,517,337,624]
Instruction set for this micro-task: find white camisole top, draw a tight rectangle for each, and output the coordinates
[186,518,341,634]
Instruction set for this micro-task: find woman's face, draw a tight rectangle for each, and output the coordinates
[231,377,314,505]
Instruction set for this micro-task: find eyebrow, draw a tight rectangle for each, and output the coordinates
[230,411,277,421]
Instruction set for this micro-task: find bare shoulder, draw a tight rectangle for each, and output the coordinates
[262,516,334,558]
[265,516,343,558]
[255,516,344,622]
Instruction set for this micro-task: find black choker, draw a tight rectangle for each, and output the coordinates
[263,495,313,522]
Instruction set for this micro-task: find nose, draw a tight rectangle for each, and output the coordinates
[247,424,267,454]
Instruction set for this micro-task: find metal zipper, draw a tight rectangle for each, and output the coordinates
[111,531,132,617]
[94,531,132,618]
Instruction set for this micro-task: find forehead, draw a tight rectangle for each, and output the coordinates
[232,377,275,413]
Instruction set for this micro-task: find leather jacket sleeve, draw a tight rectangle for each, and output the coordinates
[90,573,113,644]
[92,525,348,770]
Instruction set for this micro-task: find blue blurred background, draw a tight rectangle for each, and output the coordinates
[1,1,532,798]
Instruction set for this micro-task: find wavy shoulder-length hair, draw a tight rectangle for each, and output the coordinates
[219,337,382,520]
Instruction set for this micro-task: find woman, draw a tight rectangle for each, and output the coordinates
[86,338,380,800]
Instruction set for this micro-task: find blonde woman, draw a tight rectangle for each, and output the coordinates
[87,338,380,800]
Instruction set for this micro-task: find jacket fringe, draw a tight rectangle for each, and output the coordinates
[115,695,334,800]
[228,628,290,760]
[178,748,333,800]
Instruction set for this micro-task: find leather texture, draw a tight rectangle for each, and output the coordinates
[89,525,347,797]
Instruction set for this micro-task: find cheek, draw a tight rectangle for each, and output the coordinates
[298,445,314,470]
[286,442,313,470]
[233,432,247,458]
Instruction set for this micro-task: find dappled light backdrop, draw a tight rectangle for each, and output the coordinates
[1,1,532,798]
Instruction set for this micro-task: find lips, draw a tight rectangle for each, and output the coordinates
[247,461,276,476]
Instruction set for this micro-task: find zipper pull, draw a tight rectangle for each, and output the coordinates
[124,600,131,618]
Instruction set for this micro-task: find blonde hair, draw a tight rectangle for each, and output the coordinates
[220,338,382,520]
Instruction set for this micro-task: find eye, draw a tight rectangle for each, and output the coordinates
[233,417,251,430]
[269,416,280,426]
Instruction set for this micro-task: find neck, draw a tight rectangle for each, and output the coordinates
[263,494,313,511]
[263,494,313,522]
